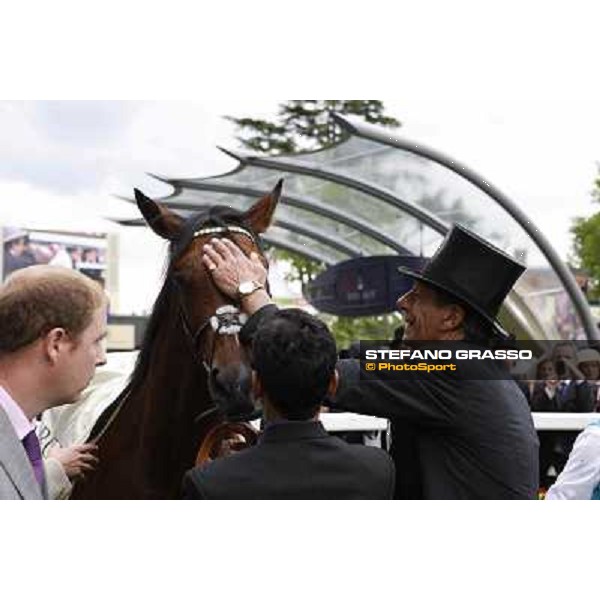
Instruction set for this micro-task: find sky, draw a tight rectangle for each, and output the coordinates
[3,2,600,315]
[1,98,599,312]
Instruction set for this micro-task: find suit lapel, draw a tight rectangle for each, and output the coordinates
[0,407,43,500]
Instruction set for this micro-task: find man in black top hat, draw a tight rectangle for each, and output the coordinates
[202,224,540,499]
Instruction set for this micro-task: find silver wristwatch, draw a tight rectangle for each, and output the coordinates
[237,280,265,299]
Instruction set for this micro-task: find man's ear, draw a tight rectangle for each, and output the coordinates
[442,304,466,332]
[43,328,69,365]
[251,370,264,401]
[327,369,339,398]
[135,188,185,241]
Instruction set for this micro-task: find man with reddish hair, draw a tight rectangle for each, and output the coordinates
[0,266,107,499]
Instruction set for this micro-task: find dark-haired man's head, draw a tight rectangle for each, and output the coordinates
[252,309,338,421]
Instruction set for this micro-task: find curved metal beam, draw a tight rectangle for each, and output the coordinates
[261,237,335,266]
[332,113,599,341]
[273,219,358,257]
[213,146,546,340]
[151,178,409,255]
[216,148,449,236]
[116,197,357,258]
[113,218,335,265]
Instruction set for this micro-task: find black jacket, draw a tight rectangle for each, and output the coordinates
[240,305,539,500]
[530,380,594,413]
[182,421,395,500]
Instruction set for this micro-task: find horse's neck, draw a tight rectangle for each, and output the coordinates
[141,313,207,432]
[122,293,212,497]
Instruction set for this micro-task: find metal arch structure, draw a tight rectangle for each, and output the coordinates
[180,152,545,340]
[330,114,598,341]
[216,147,449,236]
[116,113,597,341]
[155,178,409,254]
[113,219,337,265]
[116,196,359,258]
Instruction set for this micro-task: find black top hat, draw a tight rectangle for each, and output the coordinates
[398,224,525,336]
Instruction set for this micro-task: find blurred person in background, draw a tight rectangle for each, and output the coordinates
[2,227,35,277]
[576,348,600,411]
[529,357,560,411]
[49,245,82,270]
[548,342,593,413]
[82,248,99,263]
[532,347,594,490]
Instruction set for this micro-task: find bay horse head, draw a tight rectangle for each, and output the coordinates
[134,180,281,423]
[70,181,281,498]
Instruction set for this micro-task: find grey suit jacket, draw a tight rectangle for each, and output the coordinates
[0,407,45,500]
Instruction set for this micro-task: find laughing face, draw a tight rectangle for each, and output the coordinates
[396,281,465,342]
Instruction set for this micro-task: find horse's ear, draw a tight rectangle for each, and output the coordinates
[243,179,282,234]
[134,189,184,241]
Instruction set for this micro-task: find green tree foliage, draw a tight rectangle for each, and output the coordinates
[571,172,600,300]
[228,100,401,284]
[228,100,403,346]
[227,100,400,155]
[261,245,327,286]
[324,314,404,352]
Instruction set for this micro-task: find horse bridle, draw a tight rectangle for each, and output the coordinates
[86,221,266,445]
[172,222,268,376]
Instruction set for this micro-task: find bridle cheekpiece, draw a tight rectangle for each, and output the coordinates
[173,221,265,374]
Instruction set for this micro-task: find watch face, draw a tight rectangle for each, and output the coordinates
[239,281,254,295]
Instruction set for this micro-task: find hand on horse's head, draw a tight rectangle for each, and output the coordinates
[202,237,267,299]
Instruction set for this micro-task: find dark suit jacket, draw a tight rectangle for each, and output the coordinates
[531,380,595,413]
[239,305,539,500]
[335,358,539,499]
[531,380,596,478]
[182,421,395,500]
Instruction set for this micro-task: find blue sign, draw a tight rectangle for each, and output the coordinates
[305,255,427,316]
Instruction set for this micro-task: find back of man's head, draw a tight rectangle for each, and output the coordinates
[252,309,337,420]
[0,265,105,355]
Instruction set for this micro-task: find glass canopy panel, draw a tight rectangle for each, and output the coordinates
[266,136,532,260]
[159,129,588,339]
[168,202,346,265]
[262,134,583,339]
[264,225,348,264]
[166,190,394,256]
[184,167,445,258]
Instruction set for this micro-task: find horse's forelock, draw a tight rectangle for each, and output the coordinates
[168,205,250,263]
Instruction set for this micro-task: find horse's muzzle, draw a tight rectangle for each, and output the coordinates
[208,363,258,422]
